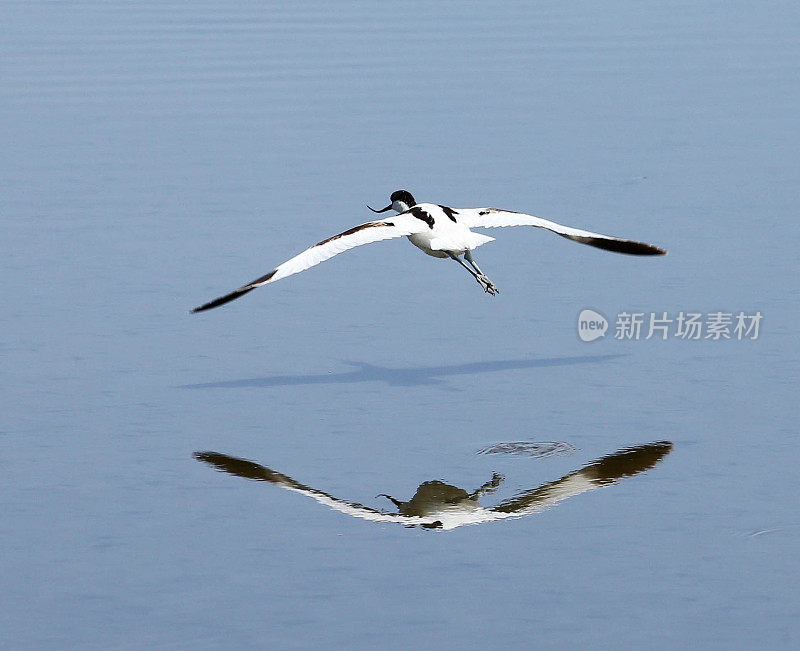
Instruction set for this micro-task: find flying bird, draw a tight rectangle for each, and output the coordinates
[191,189,666,312]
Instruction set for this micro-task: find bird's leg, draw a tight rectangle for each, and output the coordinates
[447,253,495,294]
[469,472,505,499]
[463,249,486,275]
[463,250,499,295]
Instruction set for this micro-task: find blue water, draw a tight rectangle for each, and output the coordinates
[2,2,798,648]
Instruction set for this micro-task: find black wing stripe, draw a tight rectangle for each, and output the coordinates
[439,205,459,222]
[313,220,395,247]
[409,207,434,228]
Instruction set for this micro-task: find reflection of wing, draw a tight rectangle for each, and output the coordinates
[194,441,672,531]
[492,441,673,515]
[456,207,667,255]
[191,213,428,312]
[193,452,430,527]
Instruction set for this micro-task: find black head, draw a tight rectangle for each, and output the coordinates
[389,190,416,206]
[367,189,417,214]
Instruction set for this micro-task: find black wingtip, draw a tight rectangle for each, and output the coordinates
[587,440,673,480]
[191,269,278,313]
[193,451,269,479]
[191,286,256,313]
[585,237,667,256]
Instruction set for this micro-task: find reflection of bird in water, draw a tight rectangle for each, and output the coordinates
[194,442,672,530]
[375,473,505,528]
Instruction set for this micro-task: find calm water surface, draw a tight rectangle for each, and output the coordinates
[2,1,798,648]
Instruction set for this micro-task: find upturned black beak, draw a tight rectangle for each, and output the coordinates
[367,203,392,213]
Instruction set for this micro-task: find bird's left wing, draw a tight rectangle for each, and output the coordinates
[191,214,426,312]
[193,452,434,527]
[456,207,667,255]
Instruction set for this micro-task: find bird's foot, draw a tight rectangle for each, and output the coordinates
[477,275,499,295]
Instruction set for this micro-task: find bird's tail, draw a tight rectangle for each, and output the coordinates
[467,232,495,249]
[429,232,495,252]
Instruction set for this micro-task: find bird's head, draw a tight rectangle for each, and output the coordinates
[367,189,417,214]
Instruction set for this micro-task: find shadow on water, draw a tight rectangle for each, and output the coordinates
[194,441,672,530]
[181,354,624,389]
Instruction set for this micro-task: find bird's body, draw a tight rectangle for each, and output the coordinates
[191,189,666,313]
[403,203,496,258]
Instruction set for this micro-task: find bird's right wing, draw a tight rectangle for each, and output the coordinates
[490,441,672,515]
[191,213,427,312]
[456,207,667,255]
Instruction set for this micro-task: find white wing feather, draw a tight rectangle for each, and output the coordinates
[192,214,427,312]
[456,207,667,256]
